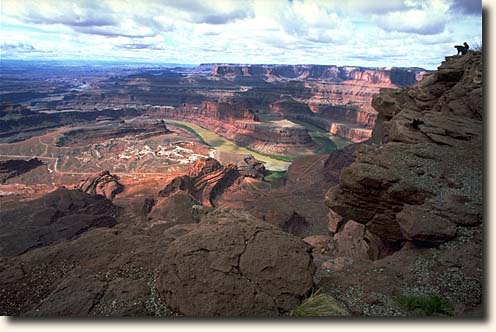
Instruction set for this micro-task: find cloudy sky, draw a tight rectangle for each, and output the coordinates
[0,0,483,69]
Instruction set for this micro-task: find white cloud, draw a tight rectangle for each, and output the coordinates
[0,0,483,69]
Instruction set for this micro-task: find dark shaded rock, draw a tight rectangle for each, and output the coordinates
[0,226,175,316]
[323,144,356,182]
[0,188,120,257]
[282,211,311,237]
[142,197,155,216]
[0,158,43,183]
[158,175,193,197]
[147,192,201,227]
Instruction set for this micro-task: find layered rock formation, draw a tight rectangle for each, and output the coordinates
[56,120,171,147]
[217,152,354,237]
[77,170,124,200]
[210,64,427,142]
[329,123,372,143]
[326,52,482,252]
[212,64,422,86]
[291,52,484,317]
[158,158,242,207]
[146,102,315,154]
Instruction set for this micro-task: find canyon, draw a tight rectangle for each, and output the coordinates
[0,53,482,317]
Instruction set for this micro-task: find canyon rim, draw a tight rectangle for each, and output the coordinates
[0,0,485,322]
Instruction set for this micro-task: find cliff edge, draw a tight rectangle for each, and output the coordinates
[318,52,483,316]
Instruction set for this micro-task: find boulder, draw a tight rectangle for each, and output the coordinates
[333,220,385,260]
[327,209,343,233]
[157,216,315,316]
[396,204,457,246]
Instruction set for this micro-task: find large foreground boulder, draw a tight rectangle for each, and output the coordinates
[157,215,315,316]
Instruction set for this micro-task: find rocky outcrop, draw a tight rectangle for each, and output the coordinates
[322,144,356,183]
[157,211,315,316]
[238,156,266,179]
[0,158,43,183]
[0,225,175,316]
[76,170,124,200]
[270,97,314,116]
[0,188,121,257]
[326,52,483,254]
[0,207,316,317]
[158,158,242,207]
[333,220,385,260]
[330,123,372,143]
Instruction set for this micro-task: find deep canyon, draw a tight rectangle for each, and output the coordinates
[0,53,482,317]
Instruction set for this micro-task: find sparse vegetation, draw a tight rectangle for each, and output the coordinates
[291,289,351,317]
[264,170,286,186]
[309,131,337,154]
[395,294,453,316]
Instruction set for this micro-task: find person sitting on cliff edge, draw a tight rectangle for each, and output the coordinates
[454,42,469,55]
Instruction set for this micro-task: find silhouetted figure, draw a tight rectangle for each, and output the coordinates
[454,42,469,55]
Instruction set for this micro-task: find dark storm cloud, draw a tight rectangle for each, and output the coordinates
[449,0,482,15]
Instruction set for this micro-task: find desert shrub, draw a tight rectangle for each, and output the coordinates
[395,294,453,316]
[291,289,350,317]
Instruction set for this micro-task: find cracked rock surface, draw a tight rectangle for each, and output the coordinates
[157,212,315,316]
